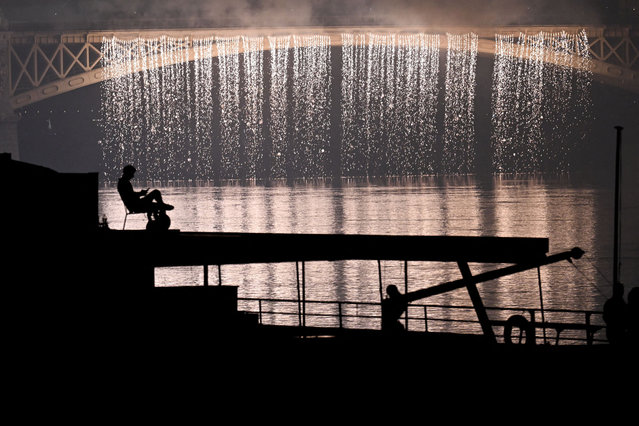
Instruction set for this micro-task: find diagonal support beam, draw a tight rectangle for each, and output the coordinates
[458,261,496,343]
[404,247,583,303]
[392,247,583,341]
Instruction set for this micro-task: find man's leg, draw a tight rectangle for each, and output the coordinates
[145,189,163,204]
[143,190,173,210]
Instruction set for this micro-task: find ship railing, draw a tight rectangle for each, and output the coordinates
[237,297,607,346]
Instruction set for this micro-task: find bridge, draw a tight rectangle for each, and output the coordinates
[0,24,637,158]
[4,25,639,108]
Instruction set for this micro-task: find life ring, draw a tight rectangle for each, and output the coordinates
[503,315,535,345]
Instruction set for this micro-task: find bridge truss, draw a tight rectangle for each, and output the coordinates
[2,25,638,109]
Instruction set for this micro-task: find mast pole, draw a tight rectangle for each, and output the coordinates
[613,126,623,287]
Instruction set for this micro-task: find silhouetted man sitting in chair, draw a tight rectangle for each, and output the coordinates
[118,165,174,230]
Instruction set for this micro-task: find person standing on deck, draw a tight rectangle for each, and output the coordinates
[603,282,628,345]
[627,287,638,347]
[381,285,409,333]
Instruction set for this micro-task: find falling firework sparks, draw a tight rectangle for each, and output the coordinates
[268,35,291,179]
[216,36,241,179]
[193,37,215,179]
[291,35,332,178]
[491,30,592,173]
[241,36,265,179]
[443,32,478,174]
[99,30,592,181]
[101,36,195,180]
[341,33,439,177]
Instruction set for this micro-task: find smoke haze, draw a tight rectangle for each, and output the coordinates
[3,0,637,30]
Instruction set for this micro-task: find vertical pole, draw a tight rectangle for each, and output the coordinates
[302,261,306,328]
[404,260,409,330]
[203,265,209,287]
[378,260,383,300]
[217,265,222,286]
[424,306,429,333]
[0,33,20,159]
[586,312,593,345]
[613,126,623,287]
[528,309,537,344]
[537,267,546,344]
[458,261,496,343]
[296,261,302,327]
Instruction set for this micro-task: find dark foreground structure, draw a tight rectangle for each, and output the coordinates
[2,154,634,379]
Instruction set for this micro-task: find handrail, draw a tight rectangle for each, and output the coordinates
[237,297,607,345]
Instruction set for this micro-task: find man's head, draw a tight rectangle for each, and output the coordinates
[386,285,400,298]
[122,165,136,179]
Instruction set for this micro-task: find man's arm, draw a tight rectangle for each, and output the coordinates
[118,181,143,202]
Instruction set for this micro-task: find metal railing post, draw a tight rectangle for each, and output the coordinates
[424,306,429,332]
[378,260,383,300]
[296,262,302,327]
[586,311,593,345]
[404,260,408,330]
[234,296,602,345]
[302,261,306,328]
[528,309,537,344]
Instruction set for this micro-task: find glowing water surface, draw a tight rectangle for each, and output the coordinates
[98,176,638,338]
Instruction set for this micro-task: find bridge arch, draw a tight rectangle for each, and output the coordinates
[7,25,639,109]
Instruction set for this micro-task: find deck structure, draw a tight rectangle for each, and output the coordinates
[96,229,583,345]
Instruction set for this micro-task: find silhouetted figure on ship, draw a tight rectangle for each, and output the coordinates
[603,282,628,345]
[381,285,409,334]
[118,165,174,231]
[627,287,639,346]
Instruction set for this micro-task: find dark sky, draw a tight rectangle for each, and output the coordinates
[2,0,638,30]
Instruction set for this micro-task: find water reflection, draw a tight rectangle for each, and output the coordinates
[98,176,635,332]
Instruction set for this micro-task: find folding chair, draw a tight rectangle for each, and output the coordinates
[122,202,146,230]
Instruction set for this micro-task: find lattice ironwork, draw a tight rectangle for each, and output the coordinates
[9,37,103,96]
[589,29,639,69]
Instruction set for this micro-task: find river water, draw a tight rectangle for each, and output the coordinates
[98,175,638,338]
